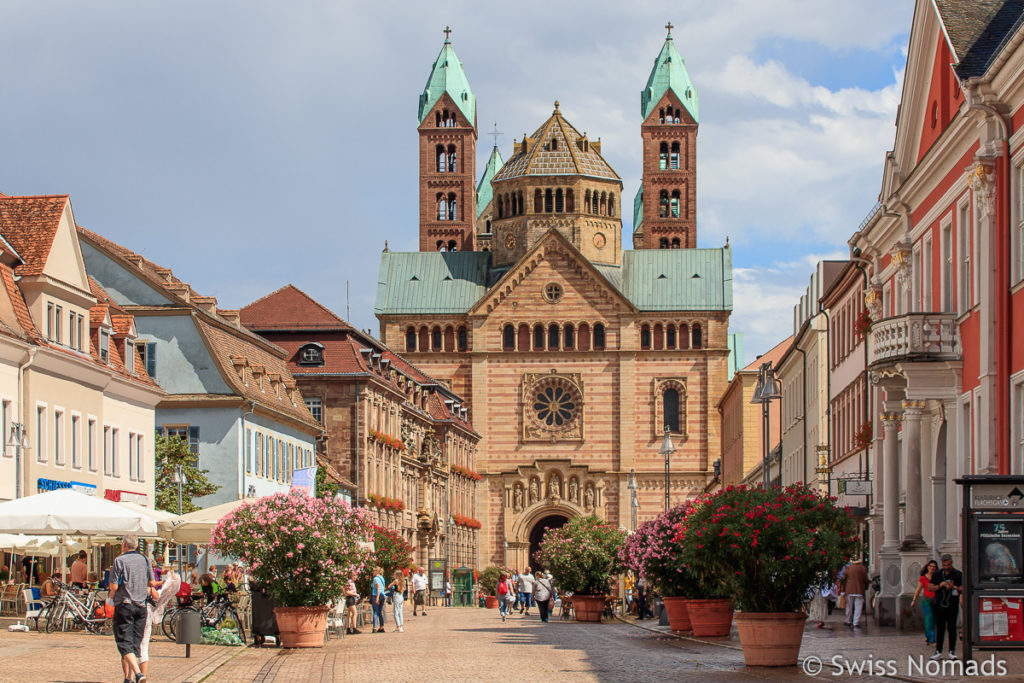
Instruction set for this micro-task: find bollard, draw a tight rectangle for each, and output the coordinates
[175,610,201,658]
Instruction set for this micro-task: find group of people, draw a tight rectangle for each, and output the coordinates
[497,567,557,623]
[910,554,963,661]
[355,566,431,634]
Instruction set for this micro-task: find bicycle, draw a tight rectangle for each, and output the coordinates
[163,593,245,643]
[44,579,110,634]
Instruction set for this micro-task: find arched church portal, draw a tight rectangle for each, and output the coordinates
[529,514,568,571]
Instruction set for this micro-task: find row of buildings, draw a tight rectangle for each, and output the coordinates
[721,0,1024,627]
[0,193,481,571]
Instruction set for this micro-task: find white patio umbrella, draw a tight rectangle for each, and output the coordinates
[157,499,250,545]
[0,489,158,536]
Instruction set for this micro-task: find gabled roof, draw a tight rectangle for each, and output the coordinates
[641,30,699,122]
[619,248,733,311]
[493,104,620,182]
[240,284,353,331]
[375,251,492,315]
[739,335,793,373]
[934,0,1024,78]
[417,37,475,125]
[0,195,69,276]
[476,146,504,217]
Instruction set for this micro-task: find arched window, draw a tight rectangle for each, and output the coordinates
[533,324,545,351]
[545,189,553,213]
[510,193,517,216]
[435,111,442,127]
[457,326,468,351]
[566,189,574,212]
[447,144,457,172]
[678,323,689,350]
[502,324,515,351]
[666,324,676,349]
[517,323,530,351]
[673,108,681,123]
[497,196,504,219]
[534,189,542,213]
[663,388,680,433]
[670,190,680,218]
[436,240,445,251]
[486,220,491,232]
[640,325,651,349]
[406,327,417,352]
[431,326,442,350]
[548,323,559,350]
[659,142,669,170]
[563,323,574,349]
[437,145,447,172]
[447,239,457,252]
[654,323,664,350]
[448,193,458,221]
[517,191,524,215]
[444,326,455,351]
[670,141,680,169]
[584,190,591,213]
[577,322,591,351]
[437,195,447,221]
[659,237,669,249]
[419,327,429,351]
[659,108,665,124]
[551,138,558,150]
[659,191,669,218]
[555,188,564,212]
[593,323,606,350]
[671,237,681,248]
[599,192,607,215]
[608,193,615,217]
[298,343,324,366]
[692,323,702,349]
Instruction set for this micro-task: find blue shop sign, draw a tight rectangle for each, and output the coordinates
[36,478,97,495]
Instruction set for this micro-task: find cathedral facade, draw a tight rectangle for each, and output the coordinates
[375,28,733,569]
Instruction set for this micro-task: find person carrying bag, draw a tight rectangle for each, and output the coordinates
[534,572,555,623]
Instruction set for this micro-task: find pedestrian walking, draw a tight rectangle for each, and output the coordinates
[388,571,406,632]
[807,583,829,629]
[411,568,428,616]
[911,560,938,647]
[929,554,963,660]
[534,571,554,623]
[108,533,158,683]
[509,569,520,612]
[635,575,653,620]
[371,566,387,633]
[445,579,452,607]
[344,571,361,635]
[517,567,535,616]
[841,558,868,628]
[139,566,180,679]
[497,572,510,621]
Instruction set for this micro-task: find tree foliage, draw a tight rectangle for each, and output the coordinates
[154,435,219,514]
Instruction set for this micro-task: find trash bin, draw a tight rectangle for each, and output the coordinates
[176,609,201,658]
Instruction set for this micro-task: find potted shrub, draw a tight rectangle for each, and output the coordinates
[620,504,699,632]
[535,515,626,623]
[678,484,857,665]
[478,566,503,609]
[211,492,373,648]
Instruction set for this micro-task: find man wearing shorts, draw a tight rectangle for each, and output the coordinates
[518,567,535,616]
[109,533,156,683]
[411,568,428,615]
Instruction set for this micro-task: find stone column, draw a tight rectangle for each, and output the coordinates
[880,411,902,550]
[901,401,926,548]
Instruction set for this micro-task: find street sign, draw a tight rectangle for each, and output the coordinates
[843,480,872,496]
[971,484,1024,510]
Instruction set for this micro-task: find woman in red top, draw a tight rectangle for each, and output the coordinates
[497,572,510,622]
[910,560,938,646]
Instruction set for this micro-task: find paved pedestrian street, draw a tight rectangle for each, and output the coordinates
[2,609,1023,683]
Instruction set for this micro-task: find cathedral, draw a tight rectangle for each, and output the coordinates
[374,26,733,569]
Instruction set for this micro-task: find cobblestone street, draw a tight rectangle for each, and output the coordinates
[2,608,1023,682]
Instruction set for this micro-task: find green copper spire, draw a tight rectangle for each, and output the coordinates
[476,144,504,217]
[418,28,476,126]
[641,22,698,123]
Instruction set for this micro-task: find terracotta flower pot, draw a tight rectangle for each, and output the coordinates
[735,612,807,666]
[662,596,691,632]
[572,594,606,623]
[273,605,329,648]
[484,595,499,609]
[685,598,734,637]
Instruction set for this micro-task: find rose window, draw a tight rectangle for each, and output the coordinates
[529,377,582,430]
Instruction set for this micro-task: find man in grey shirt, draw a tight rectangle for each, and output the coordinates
[109,533,155,683]
[517,567,535,616]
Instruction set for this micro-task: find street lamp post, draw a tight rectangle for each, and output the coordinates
[750,361,783,488]
[658,426,675,512]
[503,538,508,568]
[627,469,639,531]
[6,423,29,499]
[171,463,187,573]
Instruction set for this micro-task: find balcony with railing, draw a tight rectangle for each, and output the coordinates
[868,313,961,367]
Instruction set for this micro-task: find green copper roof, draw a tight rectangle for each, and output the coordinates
[476,147,504,217]
[641,33,698,123]
[633,184,644,235]
[375,246,731,315]
[375,251,491,314]
[418,39,476,125]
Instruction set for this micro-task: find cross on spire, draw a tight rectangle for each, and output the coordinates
[665,21,673,38]
[443,26,452,43]
[489,122,503,149]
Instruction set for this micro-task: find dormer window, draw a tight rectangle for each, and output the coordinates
[298,343,324,366]
[99,329,110,364]
[126,340,135,373]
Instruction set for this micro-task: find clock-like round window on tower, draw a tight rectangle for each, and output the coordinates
[593,232,607,249]
[530,377,582,430]
[542,283,563,304]
[505,233,517,249]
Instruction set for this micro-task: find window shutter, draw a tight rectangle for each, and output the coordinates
[146,343,157,377]
[188,426,200,456]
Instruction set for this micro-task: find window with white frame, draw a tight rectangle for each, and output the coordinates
[942,221,953,311]
[911,244,921,312]
[53,409,64,465]
[246,428,252,473]
[103,426,112,475]
[54,306,62,345]
[76,315,84,351]
[111,427,119,476]
[68,310,76,350]
[88,418,96,471]
[135,434,144,482]
[305,397,322,424]
[71,414,81,469]
[975,201,983,307]
[959,200,972,313]
[126,341,135,373]
[99,329,110,364]
[922,235,933,311]
[46,303,54,341]
[1018,161,1024,282]
[1,400,10,458]
[882,282,892,318]
[36,405,46,462]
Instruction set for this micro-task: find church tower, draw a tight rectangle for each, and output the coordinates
[418,29,478,252]
[633,23,699,250]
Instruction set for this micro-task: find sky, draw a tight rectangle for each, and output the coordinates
[0,0,914,362]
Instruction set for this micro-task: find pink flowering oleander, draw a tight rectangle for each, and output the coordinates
[210,491,373,608]
[535,515,626,595]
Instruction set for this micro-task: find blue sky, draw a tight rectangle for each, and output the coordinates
[0,1,913,361]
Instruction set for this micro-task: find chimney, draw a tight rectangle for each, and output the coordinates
[218,309,241,327]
